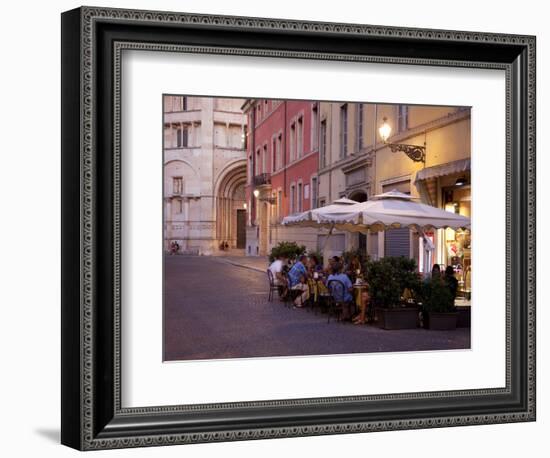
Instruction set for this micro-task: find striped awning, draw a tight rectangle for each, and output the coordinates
[414,158,470,206]
[415,158,470,182]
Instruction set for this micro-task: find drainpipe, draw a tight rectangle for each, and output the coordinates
[316,102,321,209]
[328,107,332,203]
[373,103,378,196]
[283,101,287,200]
[251,102,256,225]
[370,104,379,258]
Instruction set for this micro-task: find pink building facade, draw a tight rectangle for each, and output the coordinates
[243,99,320,256]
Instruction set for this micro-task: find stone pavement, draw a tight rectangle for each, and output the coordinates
[164,255,470,361]
[215,255,269,273]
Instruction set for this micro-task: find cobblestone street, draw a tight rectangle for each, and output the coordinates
[164,256,470,361]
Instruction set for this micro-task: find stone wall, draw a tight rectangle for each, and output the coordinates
[163,96,247,255]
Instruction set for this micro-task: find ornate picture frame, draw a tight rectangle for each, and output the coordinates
[61,6,536,450]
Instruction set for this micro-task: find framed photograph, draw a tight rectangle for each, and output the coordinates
[61,6,536,450]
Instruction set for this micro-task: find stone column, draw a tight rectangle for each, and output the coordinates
[200,98,215,254]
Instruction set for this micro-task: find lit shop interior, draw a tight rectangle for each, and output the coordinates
[415,163,471,300]
[439,173,471,300]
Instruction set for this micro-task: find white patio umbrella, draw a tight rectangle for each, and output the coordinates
[318,190,470,273]
[317,190,470,233]
[282,197,358,228]
[282,197,358,251]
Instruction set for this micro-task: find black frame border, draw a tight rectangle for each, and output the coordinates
[61,6,536,450]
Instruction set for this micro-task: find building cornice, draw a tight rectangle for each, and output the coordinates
[241,99,255,112]
[319,108,470,176]
[164,109,201,115]
[388,107,470,145]
[341,155,372,174]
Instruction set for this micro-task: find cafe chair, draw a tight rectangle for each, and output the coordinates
[327,279,346,323]
[266,269,279,302]
[283,272,301,309]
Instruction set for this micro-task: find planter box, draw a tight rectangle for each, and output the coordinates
[456,306,471,328]
[427,311,458,330]
[376,307,419,330]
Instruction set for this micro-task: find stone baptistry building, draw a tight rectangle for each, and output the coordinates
[163,96,247,255]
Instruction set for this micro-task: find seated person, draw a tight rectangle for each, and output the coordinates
[353,285,370,325]
[307,254,324,276]
[268,255,287,297]
[326,264,354,320]
[444,265,459,299]
[325,255,341,275]
[345,255,362,281]
[288,255,310,307]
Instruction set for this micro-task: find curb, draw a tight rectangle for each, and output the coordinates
[217,258,266,274]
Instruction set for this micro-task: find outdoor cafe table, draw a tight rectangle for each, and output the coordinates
[308,276,329,304]
[353,282,369,324]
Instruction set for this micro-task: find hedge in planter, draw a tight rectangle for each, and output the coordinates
[366,256,422,330]
[421,277,458,330]
[269,241,306,263]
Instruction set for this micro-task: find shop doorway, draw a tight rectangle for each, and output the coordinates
[236,209,246,249]
[215,162,246,251]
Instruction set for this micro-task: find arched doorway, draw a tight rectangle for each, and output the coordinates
[348,190,368,254]
[348,190,367,203]
[215,162,247,252]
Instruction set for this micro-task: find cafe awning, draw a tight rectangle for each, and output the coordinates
[414,158,470,205]
[282,197,357,228]
[316,190,471,233]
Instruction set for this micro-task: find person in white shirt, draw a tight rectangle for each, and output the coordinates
[268,256,285,285]
[268,255,288,298]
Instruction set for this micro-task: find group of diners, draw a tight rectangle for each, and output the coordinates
[268,254,462,324]
[268,254,369,324]
[430,263,459,299]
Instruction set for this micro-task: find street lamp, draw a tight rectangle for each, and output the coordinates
[252,190,259,226]
[379,118,392,143]
[455,176,467,187]
[378,117,426,163]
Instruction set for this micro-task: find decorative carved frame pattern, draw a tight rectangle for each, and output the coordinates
[62,6,536,450]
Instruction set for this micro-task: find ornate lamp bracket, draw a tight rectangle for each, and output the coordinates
[387,143,426,163]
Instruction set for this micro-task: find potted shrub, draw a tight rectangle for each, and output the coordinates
[421,277,458,330]
[269,241,306,263]
[366,256,422,330]
[456,305,471,327]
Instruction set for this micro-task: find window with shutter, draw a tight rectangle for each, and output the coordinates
[383,181,411,258]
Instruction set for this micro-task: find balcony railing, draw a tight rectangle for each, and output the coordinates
[253,173,271,187]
